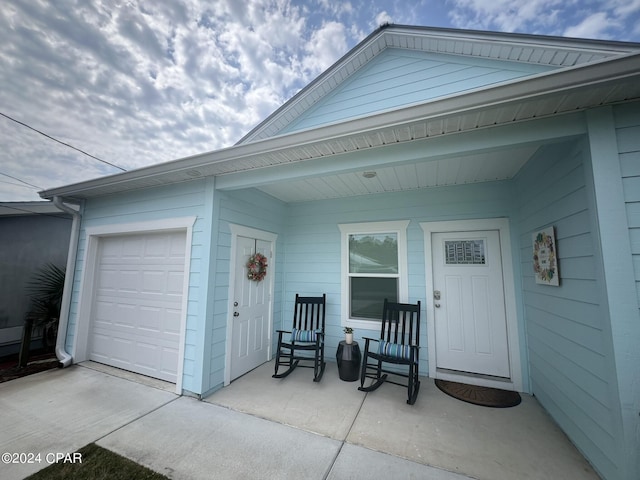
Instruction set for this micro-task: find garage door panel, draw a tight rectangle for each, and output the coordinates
[121,237,144,257]
[91,334,133,361]
[96,269,119,292]
[119,270,141,292]
[89,231,186,384]
[96,268,183,295]
[93,326,179,344]
[93,316,180,340]
[90,331,180,383]
[142,271,168,294]
[166,271,185,295]
[159,348,179,376]
[138,306,162,331]
[164,309,182,335]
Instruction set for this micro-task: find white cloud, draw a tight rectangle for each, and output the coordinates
[318,0,354,18]
[610,0,640,17]
[448,0,640,40]
[0,0,352,200]
[375,11,393,26]
[563,11,619,40]
[448,0,567,33]
[303,21,349,74]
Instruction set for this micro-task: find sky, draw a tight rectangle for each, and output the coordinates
[1,0,639,202]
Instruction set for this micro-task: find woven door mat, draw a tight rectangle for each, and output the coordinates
[435,379,521,408]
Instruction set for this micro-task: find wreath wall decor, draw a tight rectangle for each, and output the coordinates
[532,226,559,286]
[246,253,268,282]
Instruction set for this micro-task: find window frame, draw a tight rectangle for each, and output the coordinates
[338,220,409,331]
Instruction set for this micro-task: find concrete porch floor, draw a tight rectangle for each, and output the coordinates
[0,360,600,479]
[205,361,599,480]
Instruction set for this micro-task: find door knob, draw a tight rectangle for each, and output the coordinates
[233,312,239,317]
[234,301,238,307]
[435,303,441,308]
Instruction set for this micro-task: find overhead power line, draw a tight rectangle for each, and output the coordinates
[0,111,127,172]
[0,178,39,190]
[0,171,41,189]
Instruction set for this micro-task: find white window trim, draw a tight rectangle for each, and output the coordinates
[338,220,410,332]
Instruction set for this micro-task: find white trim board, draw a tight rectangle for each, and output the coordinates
[420,218,522,392]
[74,217,196,395]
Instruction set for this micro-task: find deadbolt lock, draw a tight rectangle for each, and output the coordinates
[433,290,441,300]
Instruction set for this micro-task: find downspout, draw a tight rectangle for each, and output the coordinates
[52,196,82,367]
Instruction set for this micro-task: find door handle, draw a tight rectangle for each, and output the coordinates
[435,303,441,308]
[233,312,239,317]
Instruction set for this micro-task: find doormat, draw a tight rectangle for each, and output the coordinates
[435,379,521,408]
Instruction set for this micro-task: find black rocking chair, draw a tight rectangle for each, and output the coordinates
[273,294,326,382]
[358,299,421,404]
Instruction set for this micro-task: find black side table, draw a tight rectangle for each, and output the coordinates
[336,340,361,382]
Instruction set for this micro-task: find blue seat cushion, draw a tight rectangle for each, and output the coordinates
[378,340,412,360]
[291,328,320,343]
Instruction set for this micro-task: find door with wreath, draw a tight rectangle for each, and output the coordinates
[229,235,272,381]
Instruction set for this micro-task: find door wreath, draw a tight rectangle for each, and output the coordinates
[246,253,268,281]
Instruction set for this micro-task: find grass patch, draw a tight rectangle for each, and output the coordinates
[26,443,169,480]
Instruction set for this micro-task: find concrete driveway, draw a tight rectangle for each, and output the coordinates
[0,365,175,479]
[0,363,474,480]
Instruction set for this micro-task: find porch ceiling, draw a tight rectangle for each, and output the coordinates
[256,144,540,202]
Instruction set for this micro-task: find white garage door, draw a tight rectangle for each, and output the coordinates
[89,230,186,383]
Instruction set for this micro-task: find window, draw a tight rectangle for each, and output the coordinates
[339,221,409,328]
[444,239,486,265]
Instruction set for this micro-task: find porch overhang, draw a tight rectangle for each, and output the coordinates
[38,52,640,202]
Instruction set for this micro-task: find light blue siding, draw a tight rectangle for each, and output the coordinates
[513,138,623,480]
[67,180,209,395]
[284,181,519,373]
[282,49,553,134]
[614,103,640,305]
[610,102,640,480]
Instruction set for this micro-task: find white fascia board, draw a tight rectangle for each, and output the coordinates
[39,52,640,201]
[388,24,640,54]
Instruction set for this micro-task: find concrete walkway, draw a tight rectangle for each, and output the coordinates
[0,362,599,480]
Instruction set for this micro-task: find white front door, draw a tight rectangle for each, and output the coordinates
[432,230,510,378]
[229,235,271,381]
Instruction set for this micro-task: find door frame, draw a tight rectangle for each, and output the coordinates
[75,217,196,395]
[420,218,522,392]
[225,224,277,386]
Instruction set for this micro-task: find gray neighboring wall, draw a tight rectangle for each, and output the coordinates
[0,202,72,355]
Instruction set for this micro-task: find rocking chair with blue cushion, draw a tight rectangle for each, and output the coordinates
[273,294,326,382]
[358,299,421,404]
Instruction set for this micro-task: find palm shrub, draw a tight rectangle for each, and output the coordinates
[18,263,65,367]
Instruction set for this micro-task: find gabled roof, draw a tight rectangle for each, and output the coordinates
[238,24,640,143]
[39,25,640,201]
